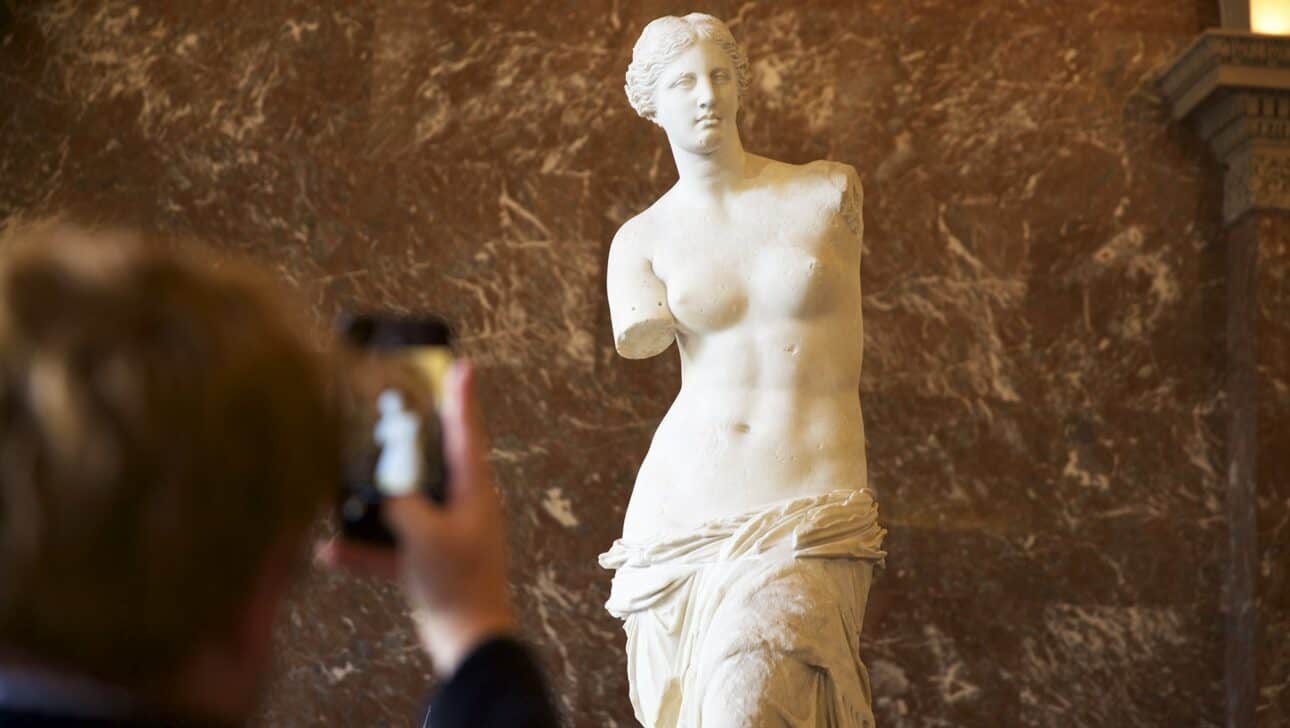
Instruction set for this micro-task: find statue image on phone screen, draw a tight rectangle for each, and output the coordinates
[337,314,454,546]
[599,14,886,728]
[373,389,425,497]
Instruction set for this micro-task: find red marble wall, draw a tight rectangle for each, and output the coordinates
[0,1,1243,725]
[1255,211,1290,725]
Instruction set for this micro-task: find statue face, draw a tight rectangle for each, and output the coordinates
[653,38,740,154]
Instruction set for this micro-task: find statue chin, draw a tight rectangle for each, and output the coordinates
[695,131,723,153]
[674,129,723,155]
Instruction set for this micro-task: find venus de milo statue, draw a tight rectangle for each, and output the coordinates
[600,13,887,728]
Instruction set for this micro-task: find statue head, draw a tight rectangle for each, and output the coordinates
[625,14,751,152]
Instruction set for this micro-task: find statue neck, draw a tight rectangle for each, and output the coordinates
[669,134,747,200]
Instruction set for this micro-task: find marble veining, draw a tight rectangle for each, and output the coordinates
[0,2,1243,726]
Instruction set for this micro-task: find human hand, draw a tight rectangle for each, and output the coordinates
[317,361,513,676]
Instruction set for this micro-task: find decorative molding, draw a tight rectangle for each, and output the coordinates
[1250,146,1290,197]
[1160,32,1290,121]
[1197,92,1290,156]
[1159,30,1290,224]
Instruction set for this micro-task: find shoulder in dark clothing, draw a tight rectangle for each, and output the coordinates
[0,707,233,727]
[424,637,561,728]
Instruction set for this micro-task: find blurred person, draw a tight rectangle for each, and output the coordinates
[0,221,557,727]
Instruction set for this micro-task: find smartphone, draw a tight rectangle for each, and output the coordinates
[337,313,455,546]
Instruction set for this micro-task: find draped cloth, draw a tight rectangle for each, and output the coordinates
[599,490,886,728]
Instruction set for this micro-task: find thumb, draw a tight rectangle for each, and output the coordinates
[441,360,489,503]
[382,491,448,546]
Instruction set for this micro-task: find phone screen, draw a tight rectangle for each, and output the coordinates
[338,315,454,545]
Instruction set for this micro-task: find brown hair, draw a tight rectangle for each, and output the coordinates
[0,220,339,683]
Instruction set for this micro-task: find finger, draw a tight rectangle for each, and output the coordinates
[441,360,490,501]
[382,492,447,547]
[314,538,401,580]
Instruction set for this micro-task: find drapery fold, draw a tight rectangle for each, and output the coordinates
[601,490,886,728]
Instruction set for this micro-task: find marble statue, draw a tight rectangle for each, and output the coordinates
[599,13,887,728]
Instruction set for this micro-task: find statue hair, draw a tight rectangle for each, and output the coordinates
[624,13,751,123]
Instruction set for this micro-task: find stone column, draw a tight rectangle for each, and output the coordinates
[1160,29,1290,728]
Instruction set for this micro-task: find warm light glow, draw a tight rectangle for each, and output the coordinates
[1252,0,1290,34]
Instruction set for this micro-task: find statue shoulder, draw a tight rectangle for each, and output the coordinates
[611,202,667,259]
[760,157,862,204]
[807,159,863,237]
[804,159,862,197]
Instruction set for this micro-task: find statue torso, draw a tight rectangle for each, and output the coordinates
[620,157,869,542]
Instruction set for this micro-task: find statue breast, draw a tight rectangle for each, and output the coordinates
[650,162,857,333]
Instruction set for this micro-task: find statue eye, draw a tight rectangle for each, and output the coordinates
[712,70,731,84]
[670,75,695,89]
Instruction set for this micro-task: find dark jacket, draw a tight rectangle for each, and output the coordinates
[0,706,228,727]
[422,638,560,728]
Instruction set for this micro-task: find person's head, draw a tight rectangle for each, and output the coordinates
[0,220,339,719]
[625,13,751,154]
